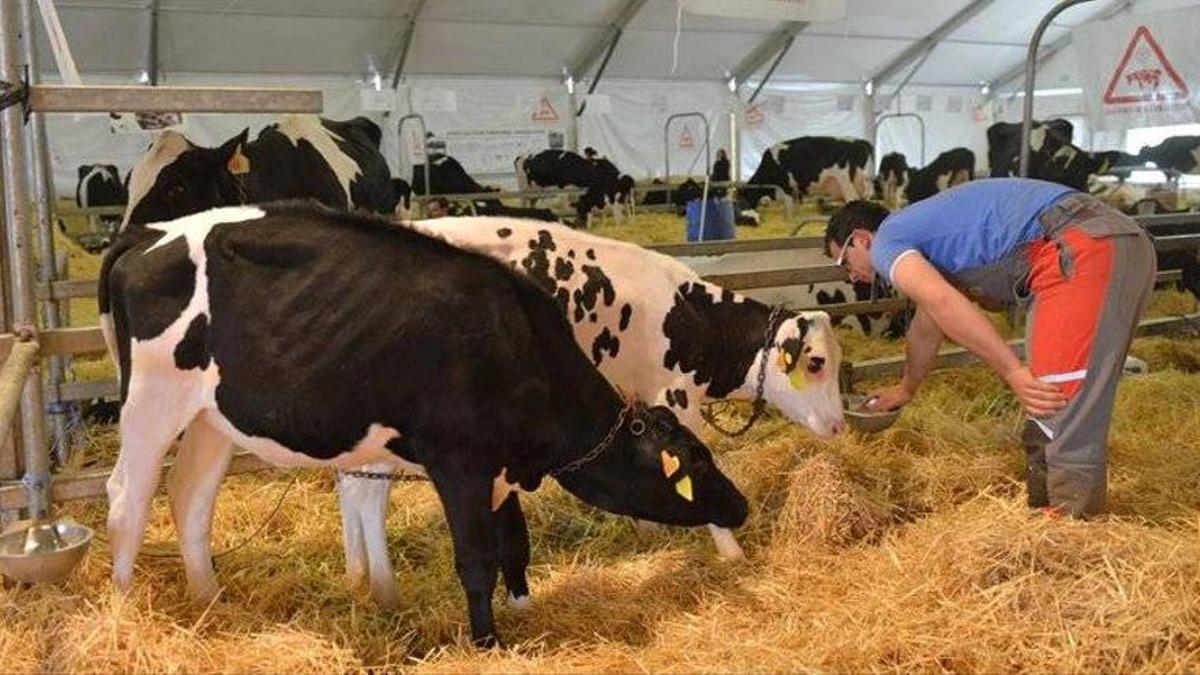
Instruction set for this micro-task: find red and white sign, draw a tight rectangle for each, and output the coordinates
[678,125,695,149]
[531,97,559,123]
[1102,26,1188,104]
[743,103,766,129]
[1074,7,1200,131]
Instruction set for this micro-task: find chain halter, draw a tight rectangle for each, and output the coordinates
[344,396,643,482]
[700,304,789,438]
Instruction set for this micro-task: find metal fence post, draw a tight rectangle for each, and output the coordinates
[1,0,49,520]
[21,0,67,465]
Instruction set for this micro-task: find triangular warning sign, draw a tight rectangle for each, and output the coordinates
[744,104,765,128]
[532,97,559,122]
[1103,25,1189,104]
[678,125,695,149]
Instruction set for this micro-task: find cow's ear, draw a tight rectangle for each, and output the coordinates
[217,129,251,175]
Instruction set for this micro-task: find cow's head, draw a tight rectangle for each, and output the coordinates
[758,311,844,437]
[555,404,749,529]
[123,128,251,228]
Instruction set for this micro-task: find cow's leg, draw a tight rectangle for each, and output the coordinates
[430,468,501,647]
[107,378,199,593]
[495,493,531,609]
[166,416,233,602]
[336,468,401,608]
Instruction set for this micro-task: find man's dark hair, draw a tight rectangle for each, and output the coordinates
[824,200,891,257]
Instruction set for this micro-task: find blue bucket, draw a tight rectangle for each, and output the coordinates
[685,199,736,242]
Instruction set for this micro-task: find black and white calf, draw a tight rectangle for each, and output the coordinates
[99,203,748,647]
[905,147,975,204]
[317,218,845,606]
[74,163,129,250]
[875,153,909,208]
[1137,136,1200,176]
[123,115,397,228]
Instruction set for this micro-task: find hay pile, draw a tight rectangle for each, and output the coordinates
[3,206,1199,672]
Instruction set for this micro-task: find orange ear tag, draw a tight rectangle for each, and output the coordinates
[227,146,251,175]
[661,450,681,478]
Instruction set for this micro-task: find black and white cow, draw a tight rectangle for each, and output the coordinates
[99,202,748,647]
[874,152,909,208]
[1137,136,1200,176]
[905,147,975,204]
[987,119,1075,177]
[401,159,558,222]
[516,149,632,226]
[122,115,397,229]
[74,163,130,250]
[739,137,874,213]
[323,218,846,607]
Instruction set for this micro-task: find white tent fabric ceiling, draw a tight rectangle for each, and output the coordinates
[46,0,1153,87]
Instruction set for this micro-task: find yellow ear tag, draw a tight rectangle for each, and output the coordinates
[788,363,809,391]
[227,146,251,175]
[675,475,694,502]
[661,450,681,478]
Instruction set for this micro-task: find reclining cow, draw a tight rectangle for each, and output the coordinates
[99,202,749,648]
[122,114,397,229]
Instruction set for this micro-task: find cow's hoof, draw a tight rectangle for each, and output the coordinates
[506,592,531,610]
[472,634,502,650]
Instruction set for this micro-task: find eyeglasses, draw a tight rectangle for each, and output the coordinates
[834,237,854,272]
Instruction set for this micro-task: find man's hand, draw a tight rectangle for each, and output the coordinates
[1003,366,1068,417]
[866,383,913,412]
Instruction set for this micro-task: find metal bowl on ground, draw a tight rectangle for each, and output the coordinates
[842,393,902,433]
[0,520,93,585]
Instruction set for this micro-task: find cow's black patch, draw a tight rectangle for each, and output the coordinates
[619,303,632,331]
[121,235,196,341]
[567,250,575,259]
[591,327,620,365]
[586,249,596,260]
[665,389,675,407]
[554,287,570,314]
[520,230,558,293]
[576,264,615,315]
[554,256,574,281]
[174,313,211,370]
[590,313,597,323]
[662,282,789,398]
[674,389,689,410]
[497,227,513,238]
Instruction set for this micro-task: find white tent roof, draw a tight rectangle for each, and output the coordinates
[45,0,1200,90]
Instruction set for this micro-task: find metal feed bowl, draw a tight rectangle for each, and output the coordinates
[0,520,93,585]
[842,393,902,433]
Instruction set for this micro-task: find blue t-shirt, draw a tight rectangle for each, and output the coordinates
[870,178,1075,283]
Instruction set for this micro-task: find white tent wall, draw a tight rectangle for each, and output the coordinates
[874,85,991,171]
[578,81,730,181]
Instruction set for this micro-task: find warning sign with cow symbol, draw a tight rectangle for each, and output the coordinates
[1074,7,1200,131]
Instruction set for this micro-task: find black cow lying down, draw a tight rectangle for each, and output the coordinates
[99,202,747,647]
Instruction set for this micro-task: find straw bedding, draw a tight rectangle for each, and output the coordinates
[2,203,1197,672]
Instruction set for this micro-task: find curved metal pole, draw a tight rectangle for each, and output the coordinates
[1020,0,1098,176]
[663,112,711,208]
[874,112,927,166]
[397,113,430,199]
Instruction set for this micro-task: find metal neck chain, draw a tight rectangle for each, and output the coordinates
[341,469,429,481]
[340,400,641,482]
[700,304,788,438]
[551,398,640,476]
